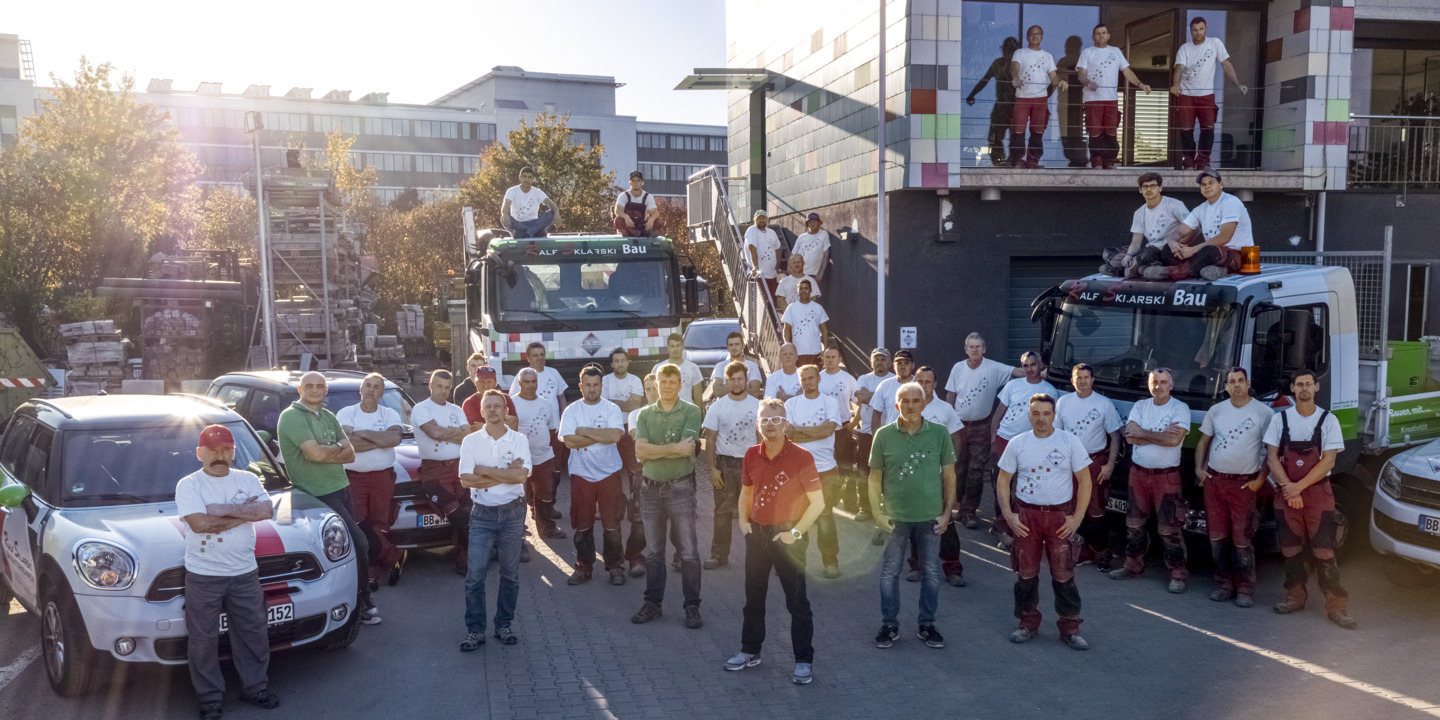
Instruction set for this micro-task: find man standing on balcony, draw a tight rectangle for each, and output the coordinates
[1172,16,1247,171]
[1010,25,1068,169]
[745,210,783,297]
[1077,24,1150,170]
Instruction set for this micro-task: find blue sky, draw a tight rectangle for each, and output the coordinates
[9,0,728,126]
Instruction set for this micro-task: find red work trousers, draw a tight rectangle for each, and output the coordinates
[1204,469,1260,595]
[1011,501,1083,636]
[1083,101,1121,167]
[571,471,625,571]
[1010,97,1050,165]
[1123,466,1188,580]
[1174,93,1218,167]
[527,458,561,537]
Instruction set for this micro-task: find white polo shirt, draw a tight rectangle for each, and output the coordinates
[458,426,532,505]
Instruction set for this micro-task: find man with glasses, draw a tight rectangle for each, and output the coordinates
[1111,368,1192,593]
[1102,172,1189,278]
[1195,367,1273,608]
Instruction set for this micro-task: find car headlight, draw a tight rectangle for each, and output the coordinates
[74,541,137,590]
[1379,463,1403,499]
[321,514,352,562]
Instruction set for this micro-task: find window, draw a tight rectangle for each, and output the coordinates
[473,123,497,142]
[638,133,667,149]
[1250,304,1329,399]
[213,385,250,411]
[463,157,481,174]
[414,154,463,173]
[572,129,600,148]
[363,153,411,172]
[495,99,528,110]
[0,416,36,475]
[60,422,267,505]
[638,163,668,181]
[204,108,245,129]
[707,136,726,152]
[0,105,17,137]
[19,425,52,493]
[364,117,410,136]
[315,115,362,134]
[671,135,708,151]
[262,112,308,132]
[495,259,677,323]
[415,120,460,139]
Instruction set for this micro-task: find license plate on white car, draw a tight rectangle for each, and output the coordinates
[220,603,293,633]
[417,513,449,528]
[1106,497,1129,514]
[1419,515,1440,536]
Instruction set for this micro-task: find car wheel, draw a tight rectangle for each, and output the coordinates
[40,585,103,696]
[320,609,361,650]
[1383,554,1440,589]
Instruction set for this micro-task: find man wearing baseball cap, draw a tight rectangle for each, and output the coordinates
[462,366,518,432]
[791,213,831,281]
[848,348,895,532]
[744,210,782,296]
[614,171,658,237]
[1145,170,1253,282]
[175,424,279,719]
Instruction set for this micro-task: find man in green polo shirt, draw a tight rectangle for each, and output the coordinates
[276,372,376,622]
[630,364,704,630]
[868,382,957,650]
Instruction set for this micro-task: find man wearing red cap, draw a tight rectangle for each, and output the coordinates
[462,366,518,432]
[176,425,280,719]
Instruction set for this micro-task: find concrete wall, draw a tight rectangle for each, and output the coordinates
[1323,192,1440,339]
[1355,0,1440,23]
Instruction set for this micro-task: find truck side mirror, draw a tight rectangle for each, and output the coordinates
[1282,308,1314,372]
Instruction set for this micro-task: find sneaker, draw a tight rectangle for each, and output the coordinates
[359,596,382,626]
[1199,265,1227,281]
[1235,594,1255,608]
[567,569,591,586]
[995,534,1014,552]
[1210,588,1235,602]
[945,574,967,587]
[387,550,407,586]
[1095,557,1113,573]
[684,606,704,629]
[823,564,841,579]
[702,557,727,570]
[545,505,562,520]
[1168,579,1188,594]
[906,569,922,582]
[792,662,813,685]
[855,509,873,522]
[628,562,646,578]
[1143,265,1170,281]
[1109,568,1140,581]
[871,529,887,546]
[724,652,761,672]
[631,601,663,624]
[237,689,280,710]
[199,700,223,720]
[1273,599,1304,615]
[1009,627,1037,644]
[519,544,531,563]
[961,513,979,530]
[460,631,485,652]
[874,624,899,649]
[1062,634,1090,651]
[609,568,626,586]
[493,627,518,645]
[917,625,945,648]
[1329,611,1358,630]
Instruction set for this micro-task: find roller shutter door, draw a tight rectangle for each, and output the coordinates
[1006,256,1097,359]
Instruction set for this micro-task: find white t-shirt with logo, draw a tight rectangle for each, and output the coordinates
[336,403,404,472]
[1200,398,1274,475]
[656,360,705,402]
[791,232,831,276]
[1182,192,1253,250]
[509,366,568,413]
[781,301,829,356]
[409,398,467,461]
[709,357,764,386]
[702,393,761,458]
[744,226,782,279]
[785,393,847,472]
[1131,197,1191,247]
[1054,392,1123,454]
[1127,397,1193,469]
[996,378,1061,440]
[923,397,964,434]
[998,430,1092,506]
[945,358,1016,423]
[776,274,822,305]
[765,368,803,400]
[1076,45,1130,103]
[1013,48,1058,99]
[174,469,269,576]
[602,372,645,426]
[1263,407,1344,453]
[458,426,532,505]
[558,399,625,481]
[819,369,857,417]
[504,185,550,222]
[513,395,559,465]
[627,407,642,436]
[1175,37,1231,97]
[855,372,895,434]
[869,375,912,428]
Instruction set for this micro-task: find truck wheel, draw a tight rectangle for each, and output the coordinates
[1383,554,1440,589]
[320,610,361,650]
[40,585,103,696]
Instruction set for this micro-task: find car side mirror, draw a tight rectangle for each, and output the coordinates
[0,484,30,508]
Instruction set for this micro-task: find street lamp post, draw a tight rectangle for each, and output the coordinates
[875,0,888,351]
[245,111,276,369]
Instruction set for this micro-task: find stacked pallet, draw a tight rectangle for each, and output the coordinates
[396,305,426,339]
[62,320,126,395]
[371,335,407,380]
[141,303,208,383]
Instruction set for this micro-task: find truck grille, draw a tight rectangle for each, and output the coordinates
[1374,508,1440,552]
[1399,474,1440,512]
[146,553,325,602]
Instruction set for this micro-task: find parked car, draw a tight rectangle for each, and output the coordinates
[0,394,360,696]
[1372,437,1440,588]
[205,371,455,556]
[682,318,741,379]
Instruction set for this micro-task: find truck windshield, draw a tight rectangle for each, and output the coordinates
[60,421,274,506]
[495,259,676,321]
[1051,302,1241,399]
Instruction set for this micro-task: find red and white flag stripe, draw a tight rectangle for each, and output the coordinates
[0,378,48,389]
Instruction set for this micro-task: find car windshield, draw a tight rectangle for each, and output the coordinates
[495,259,676,321]
[1051,302,1241,399]
[685,323,738,350]
[60,421,274,506]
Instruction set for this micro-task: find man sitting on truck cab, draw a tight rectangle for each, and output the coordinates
[1144,170,1253,282]
[613,171,659,237]
[502,166,561,239]
[1101,172,1188,278]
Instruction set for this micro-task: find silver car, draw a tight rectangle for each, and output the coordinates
[1372,437,1440,588]
[0,395,361,696]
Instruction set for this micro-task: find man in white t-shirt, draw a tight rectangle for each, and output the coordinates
[501,166,560,238]
[911,366,967,586]
[706,331,764,402]
[1054,364,1123,572]
[1111,368,1192,592]
[1196,367,1273,607]
[1171,17,1247,170]
[785,365,848,578]
[744,210,783,296]
[1102,172,1190,278]
[613,170,659,237]
[176,425,279,716]
[765,343,804,401]
[702,361,762,569]
[780,280,829,367]
[774,254,822,314]
[1262,369,1354,629]
[457,390,532,652]
[656,332,706,407]
[513,368,565,540]
[996,395,1093,650]
[870,349,917,431]
[945,332,1022,528]
[1076,24,1149,170]
[604,350,650,576]
[1009,24,1068,168]
[849,348,893,525]
[509,341,570,491]
[560,367,628,586]
[791,212,831,280]
[818,347,859,479]
[990,352,1060,547]
[337,373,405,598]
[411,369,474,575]
[1149,169,1254,282]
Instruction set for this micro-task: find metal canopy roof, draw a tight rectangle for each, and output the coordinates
[674,68,772,91]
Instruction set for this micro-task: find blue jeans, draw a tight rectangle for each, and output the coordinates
[641,474,701,608]
[880,521,941,626]
[508,208,555,239]
[464,498,527,633]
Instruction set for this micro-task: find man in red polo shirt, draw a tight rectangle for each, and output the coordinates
[724,398,825,686]
[461,367,517,431]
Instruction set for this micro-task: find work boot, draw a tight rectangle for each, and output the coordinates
[1329,611,1358,630]
[1199,265,1227,281]
[567,568,592,586]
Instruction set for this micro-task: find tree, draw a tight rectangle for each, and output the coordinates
[0,59,199,344]
[389,188,423,214]
[653,199,729,317]
[457,113,618,233]
[365,197,464,329]
[190,186,257,254]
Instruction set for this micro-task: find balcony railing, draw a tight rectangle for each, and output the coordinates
[1347,115,1440,190]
